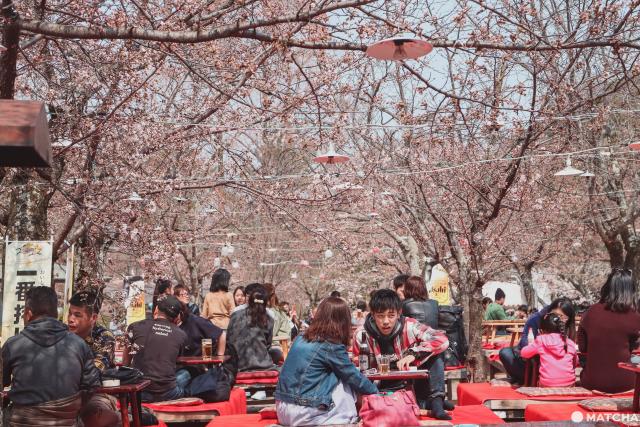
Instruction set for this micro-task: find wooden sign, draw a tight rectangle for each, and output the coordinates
[2,239,53,343]
[0,100,51,167]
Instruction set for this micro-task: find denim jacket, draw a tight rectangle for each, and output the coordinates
[275,335,378,408]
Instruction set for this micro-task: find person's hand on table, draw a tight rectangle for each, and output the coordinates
[397,355,415,371]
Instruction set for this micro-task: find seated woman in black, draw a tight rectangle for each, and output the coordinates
[224,284,276,380]
[401,276,439,329]
[177,303,225,385]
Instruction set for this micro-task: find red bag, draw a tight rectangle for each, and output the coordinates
[360,389,421,427]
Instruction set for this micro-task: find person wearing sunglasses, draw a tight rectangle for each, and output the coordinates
[578,268,640,393]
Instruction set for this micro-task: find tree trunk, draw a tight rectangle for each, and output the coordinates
[520,265,536,307]
[465,284,489,382]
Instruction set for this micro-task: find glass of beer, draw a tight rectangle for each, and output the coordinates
[378,355,390,374]
[201,338,213,359]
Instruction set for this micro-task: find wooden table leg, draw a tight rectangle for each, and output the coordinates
[119,394,130,427]
[130,391,142,427]
[633,373,640,413]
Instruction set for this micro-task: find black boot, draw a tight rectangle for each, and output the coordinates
[430,396,452,420]
[421,398,455,411]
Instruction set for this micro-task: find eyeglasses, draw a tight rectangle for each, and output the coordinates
[178,292,189,297]
[613,268,633,275]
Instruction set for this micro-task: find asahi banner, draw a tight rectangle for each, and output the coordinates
[2,239,53,342]
[125,277,146,326]
[428,264,451,306]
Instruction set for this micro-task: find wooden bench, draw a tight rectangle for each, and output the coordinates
[234,370,279,411]
[445,367,468,401]
[482,320,525,344]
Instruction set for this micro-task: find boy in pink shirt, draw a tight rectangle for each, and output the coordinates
[520,313,578,387]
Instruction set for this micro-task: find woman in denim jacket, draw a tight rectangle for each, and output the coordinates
[275,297,378,426]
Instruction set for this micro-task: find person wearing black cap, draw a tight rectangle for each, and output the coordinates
[124,294,188,402]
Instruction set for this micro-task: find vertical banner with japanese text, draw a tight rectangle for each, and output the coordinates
[428,264,451,306]
[125,277,146,326]
[2,240,53,342]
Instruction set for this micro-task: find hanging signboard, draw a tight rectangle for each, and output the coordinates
[2,239,53,342]
[428,264,451,306]
[125,277,146,326]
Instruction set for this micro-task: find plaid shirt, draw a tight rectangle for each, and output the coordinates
[85,325,116,372]
[352,317,449,366]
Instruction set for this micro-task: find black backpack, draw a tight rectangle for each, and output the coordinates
[437,305,468,367]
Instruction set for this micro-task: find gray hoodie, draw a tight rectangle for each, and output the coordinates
[2,317,100,405]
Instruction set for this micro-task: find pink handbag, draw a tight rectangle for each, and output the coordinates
[360,389,421,427]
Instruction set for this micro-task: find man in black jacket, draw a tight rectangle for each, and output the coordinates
[2,286,100,425]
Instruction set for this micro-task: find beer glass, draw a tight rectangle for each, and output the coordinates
[378,355,390,374]
[201,338,213,359]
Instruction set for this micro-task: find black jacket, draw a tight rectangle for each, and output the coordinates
[402,298,439,329]
[2,317,100,405]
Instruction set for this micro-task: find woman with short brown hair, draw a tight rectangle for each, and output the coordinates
[402,275,439,329]
[275,297,377,426]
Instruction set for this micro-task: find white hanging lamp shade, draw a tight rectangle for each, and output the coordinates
[290,272,298,279]
[314,142,350,164]
[554,157,584,176]
[231,260,240,269]
[324,249,334,259]
[127,192,144,201]
[580,171,595,177]
[366,36,433,61]
[300,259,310,267]
[629,141,640,151]
[213,257,221,268]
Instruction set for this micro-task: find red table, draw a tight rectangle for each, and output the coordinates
[98,379,151,427]
[617,362,640,412]
[177,356,229,365]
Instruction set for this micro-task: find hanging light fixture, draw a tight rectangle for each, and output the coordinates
[291,272,298,280]
[127,192,144,201]
[324,249,334,259]
[629,141,640,151]
[366,36,433,61]
[314,142,350,164]
[213,257,221,268]
[580,171,595,177]
[300,259,310,267]
[231,260,240,269]
[554,157,585,177]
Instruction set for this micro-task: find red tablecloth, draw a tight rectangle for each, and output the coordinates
[525,402,639,427]
[205,414,273,427]
[143,387,246,415]
[457,383,597,406]
[525,403,586,422]
[235,370,279,385]
[204,404,503,426]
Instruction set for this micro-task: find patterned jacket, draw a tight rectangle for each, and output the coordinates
[85,325,116,372]
[352,315,449,366]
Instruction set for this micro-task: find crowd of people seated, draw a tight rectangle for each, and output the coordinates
[496,268,640,394]
[2,267,639,426]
